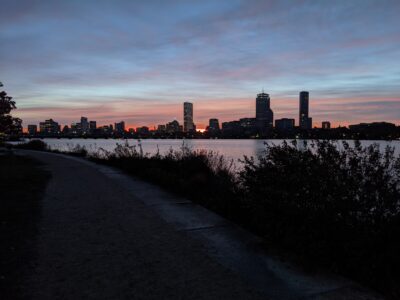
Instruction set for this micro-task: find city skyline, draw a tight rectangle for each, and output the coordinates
[19,89,398,131]
[1,0,400,128]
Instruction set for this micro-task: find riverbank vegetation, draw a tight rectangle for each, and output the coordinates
[11,139,400,298]
[0,151,50,298]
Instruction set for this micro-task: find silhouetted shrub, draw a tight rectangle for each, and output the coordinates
[239,140,400,298]
[90,141,240,218]
[68,144,88,157]
[13,139,48,151]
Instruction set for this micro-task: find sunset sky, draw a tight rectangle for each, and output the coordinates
[1,0,400,129]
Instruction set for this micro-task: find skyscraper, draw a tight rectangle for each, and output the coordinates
[89,121,97,131]
[209,118,220,130]
[81,116,89,133]
[299,91,312,129]
[114,121,125,133]
[27,124,37,135]
[255,92,273,133]
[183,102,194,132]
[39,119,60,134]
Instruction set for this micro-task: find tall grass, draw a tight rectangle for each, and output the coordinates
[90,141,240,217]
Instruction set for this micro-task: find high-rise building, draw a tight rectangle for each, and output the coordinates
[275,118,295,130]
[255,92,273,132]
[208,118,220,131]
[70,122,81,134]
[322,121,331,129]
[89,121,97,131]
[114,121,125,133]
[27,125,37,135]
[183,102,194,132]
[81,117,89,133]
[299,91,312,129]
[39,119,60,134]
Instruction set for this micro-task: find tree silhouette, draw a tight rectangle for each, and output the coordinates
[0,82,22,137]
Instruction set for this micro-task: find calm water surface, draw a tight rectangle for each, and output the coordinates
[29,138,400,162]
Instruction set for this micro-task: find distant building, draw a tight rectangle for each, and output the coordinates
[81,117,89,133]
[70,122,81,134]
[39,119,60,134]
[349,122,396,131]
[99,125,113,134]
[183,102,194,132]
[136,126,149,135]
[114,121,125,133]
[89,121,97,131]
[299,91,312,129]
[275,118,295,130]
[27,125,37,135]
[62,125,70,134]
[322,121,331,129]
[221,120,241,136]
[255,92,273,132]
[166,120,181,133]
[157,124,166,132]
[208,118,220,131]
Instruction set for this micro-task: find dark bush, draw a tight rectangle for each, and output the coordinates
[239,140,400,298]
[13,139,48,151]
[90,142,240,218]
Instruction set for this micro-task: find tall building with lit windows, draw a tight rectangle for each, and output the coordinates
[183,102,194,132]
[299,91,312,129]
[255,92,273,133]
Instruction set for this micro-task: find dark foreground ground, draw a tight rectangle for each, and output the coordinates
[0,151,50,298]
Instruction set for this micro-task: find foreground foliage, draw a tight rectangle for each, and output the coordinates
[91,142,240,217]
[240,140,400,297]
[0,82,22,138]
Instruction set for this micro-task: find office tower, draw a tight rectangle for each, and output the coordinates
[183,102,194,132]
[89,121,97,131]
[299,91,312,129]
[27,124,37,135]
[209,118,220,130]
[39,119,60,134]
[81,117,89,133]
[255,92,274,132]
[114,121,125,133]
[322,121,331,129]
[275,118,295,130]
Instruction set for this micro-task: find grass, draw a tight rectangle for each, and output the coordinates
[0,151,50,299]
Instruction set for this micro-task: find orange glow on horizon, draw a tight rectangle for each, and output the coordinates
[16,95,400,130]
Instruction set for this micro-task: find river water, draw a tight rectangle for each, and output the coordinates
[23,138,400,162]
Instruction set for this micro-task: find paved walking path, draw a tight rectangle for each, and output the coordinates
[17,150,381,300]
